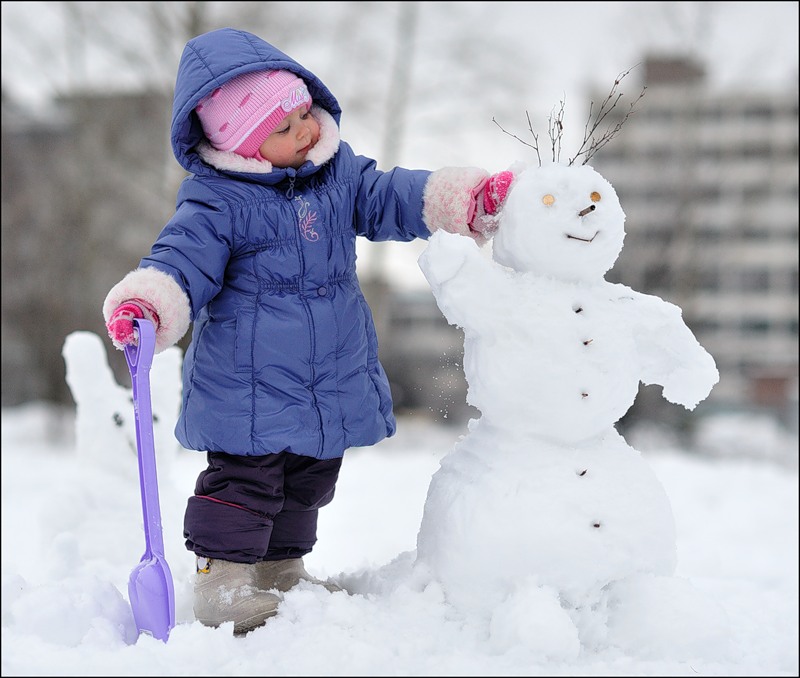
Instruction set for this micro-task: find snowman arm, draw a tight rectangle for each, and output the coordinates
[418,230,508,332]
[633,297,720,410]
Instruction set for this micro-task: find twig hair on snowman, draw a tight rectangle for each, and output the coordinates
[470,67,648,285]
[493,65,646,169]
[459,67,647,268]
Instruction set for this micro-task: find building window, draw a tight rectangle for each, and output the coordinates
[740,269,770,292]
[741,318,770,334]
[695,267,721,290]
[742,106,774,121]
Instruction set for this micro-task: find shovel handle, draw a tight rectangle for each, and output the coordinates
[124,318,155,376]
[124,319,166,557]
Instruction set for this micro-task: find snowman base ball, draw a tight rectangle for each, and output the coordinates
[415,419,678,617]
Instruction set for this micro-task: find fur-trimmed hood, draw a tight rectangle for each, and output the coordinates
[171,28,342,179]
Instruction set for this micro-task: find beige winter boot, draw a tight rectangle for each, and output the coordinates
[255,557,343,593]
[193,557,282,635]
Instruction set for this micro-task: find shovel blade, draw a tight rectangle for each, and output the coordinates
[128,554,175,642]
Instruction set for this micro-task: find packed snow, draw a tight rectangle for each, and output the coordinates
[1,356,797,675]
[1,161,798,675]
[415,161,719,629]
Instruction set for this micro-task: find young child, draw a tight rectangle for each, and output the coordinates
[103,27,512,636]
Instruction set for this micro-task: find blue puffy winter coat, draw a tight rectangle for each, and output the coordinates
[140,28,434,460]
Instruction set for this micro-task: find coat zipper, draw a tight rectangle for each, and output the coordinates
[285,176,296,200]
[286,174,324,455]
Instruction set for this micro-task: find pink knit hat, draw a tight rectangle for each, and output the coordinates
[195,69,312,158]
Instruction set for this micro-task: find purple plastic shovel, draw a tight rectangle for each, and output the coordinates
[124,318,175,642]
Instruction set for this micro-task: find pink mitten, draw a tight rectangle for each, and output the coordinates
[469,170,515,238]
[106,299,160,350]
[482,170,514,215]
[423,167,489,242]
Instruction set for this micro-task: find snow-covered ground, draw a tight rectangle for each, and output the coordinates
[2,393,797,676]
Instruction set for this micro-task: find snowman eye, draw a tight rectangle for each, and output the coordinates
[590,191,601,202]
[542,194,555,206]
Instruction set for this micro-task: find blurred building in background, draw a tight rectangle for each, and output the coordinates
[2,54,798,436]
[592,56,799,433]
[1,88,175,405]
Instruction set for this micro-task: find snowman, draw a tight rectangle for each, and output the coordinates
[63,330,184,477]
[414,160,722,656]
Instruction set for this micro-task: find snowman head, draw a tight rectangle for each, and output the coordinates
[492,162,626,283]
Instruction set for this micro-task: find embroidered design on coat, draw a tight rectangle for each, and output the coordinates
[294,195,319,242]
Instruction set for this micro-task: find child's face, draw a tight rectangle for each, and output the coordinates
[259,105,320,169]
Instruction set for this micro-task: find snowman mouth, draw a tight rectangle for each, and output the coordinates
[566,231,598,243]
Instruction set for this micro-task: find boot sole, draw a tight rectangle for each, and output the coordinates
[197,606,279,636]
[233,610,276,636]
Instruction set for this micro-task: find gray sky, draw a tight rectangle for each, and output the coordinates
[2,1,797,112]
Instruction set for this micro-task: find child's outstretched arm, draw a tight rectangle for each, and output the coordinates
[350,146,512,245]
[423,168,514,245]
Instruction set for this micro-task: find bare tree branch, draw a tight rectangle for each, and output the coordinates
[493,67,643,167]
[547,99,566,164]
[492,112,542,166]
[569,66,646,166]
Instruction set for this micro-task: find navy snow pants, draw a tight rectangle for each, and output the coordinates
[184,450,342,563]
